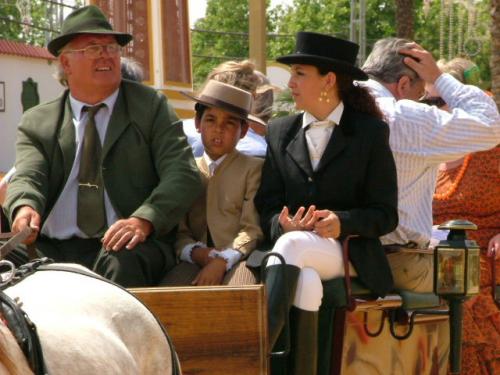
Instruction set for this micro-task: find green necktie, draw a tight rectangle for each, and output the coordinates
[77,104,106,237]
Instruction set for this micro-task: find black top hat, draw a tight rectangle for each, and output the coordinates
[277,32,368,81]
[48,5,132,56]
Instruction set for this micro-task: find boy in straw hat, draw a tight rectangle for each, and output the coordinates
[161,80,264,285]
[2,5,202,287]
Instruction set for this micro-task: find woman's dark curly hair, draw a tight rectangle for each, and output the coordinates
[316,64,385,122]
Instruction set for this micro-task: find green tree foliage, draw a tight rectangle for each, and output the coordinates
[191,0,252,87]
[414,0,491,86]
[0,0,84,46]
[192,0,491,88]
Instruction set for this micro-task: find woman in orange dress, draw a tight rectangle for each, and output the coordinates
[430,58,500,375]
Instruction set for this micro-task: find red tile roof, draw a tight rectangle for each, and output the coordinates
[0,39,55,60]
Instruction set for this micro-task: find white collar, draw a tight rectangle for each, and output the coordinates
[358,79,395,99]
[301,101,345,129]
[203,152,227,169]
[69,88,120,121]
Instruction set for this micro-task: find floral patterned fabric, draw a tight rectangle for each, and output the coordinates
[433,146,500,375]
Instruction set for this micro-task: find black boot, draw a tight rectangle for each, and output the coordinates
[289,306,318,375]
[265,264,301,348]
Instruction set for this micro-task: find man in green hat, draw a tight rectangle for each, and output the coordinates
[2,5,202,287]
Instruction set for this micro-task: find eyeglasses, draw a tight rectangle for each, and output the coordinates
[420,96,446,108]
[62,43,121,58]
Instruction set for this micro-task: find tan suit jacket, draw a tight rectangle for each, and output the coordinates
[175,150,264,258]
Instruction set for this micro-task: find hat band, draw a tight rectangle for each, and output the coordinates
[199,95,249,119]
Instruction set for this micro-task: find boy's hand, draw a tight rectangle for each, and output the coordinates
[192,257,227,285]
[279,205,317,233]
[191,247,213,267]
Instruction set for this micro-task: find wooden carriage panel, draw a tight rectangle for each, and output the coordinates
[131,285,269,375]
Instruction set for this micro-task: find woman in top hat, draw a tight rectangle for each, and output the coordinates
[254,31,398,374]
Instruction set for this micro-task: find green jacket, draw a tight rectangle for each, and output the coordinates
[4,79,202,242]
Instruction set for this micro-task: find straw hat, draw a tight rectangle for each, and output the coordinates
[182,80,266,126]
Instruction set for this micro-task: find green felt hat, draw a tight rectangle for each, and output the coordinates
[48,5,132,57]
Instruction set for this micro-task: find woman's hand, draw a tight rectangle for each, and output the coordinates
[487,233,500,260]
[313,210,341,239]
[279,205,317,233]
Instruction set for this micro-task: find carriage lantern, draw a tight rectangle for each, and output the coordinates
[433,219,480,297]
[433,219,480,374]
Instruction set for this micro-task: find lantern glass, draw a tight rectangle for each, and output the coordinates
[436,248,465,294]
[466,250,480,295]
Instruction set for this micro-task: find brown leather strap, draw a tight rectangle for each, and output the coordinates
[342,235,357,312]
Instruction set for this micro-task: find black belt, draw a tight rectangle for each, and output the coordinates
[383,241,432,254]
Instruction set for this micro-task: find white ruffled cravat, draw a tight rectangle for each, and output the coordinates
[305,120,335,170]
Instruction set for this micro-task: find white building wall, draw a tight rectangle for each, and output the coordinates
[0,55,63,172]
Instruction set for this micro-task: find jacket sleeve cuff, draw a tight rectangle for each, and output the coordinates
[209,248,242,271]
[180,241,206,263]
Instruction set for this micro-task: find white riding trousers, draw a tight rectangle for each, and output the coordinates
[266,231,357,311]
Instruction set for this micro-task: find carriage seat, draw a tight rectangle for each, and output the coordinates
[321,277,441,311]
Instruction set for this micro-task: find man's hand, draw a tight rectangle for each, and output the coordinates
[102,217,153,251]
[399,43,442,84]
[279,205,317,233]
[12,205,40,244]
[313,210,341,239]
[192,257,227,285]
[487,233,500,260]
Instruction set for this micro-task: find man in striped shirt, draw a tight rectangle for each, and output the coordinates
[361,38,500,293]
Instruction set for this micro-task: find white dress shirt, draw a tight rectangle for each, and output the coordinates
[234,127,267,158]
[302,101,344,170]
[41,90,120,239]
[179,152,242,271]
[360,74,500,247]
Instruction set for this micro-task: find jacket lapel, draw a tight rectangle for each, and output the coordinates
[215,150,239,175]
[315,125,346,172]
[57,95,76,182]
[286,116,314,177]
[315,108,354,173]
[102,88,131,158]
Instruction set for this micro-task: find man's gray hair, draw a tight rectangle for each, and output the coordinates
[362,38,418,83]
[53,61,68,87]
